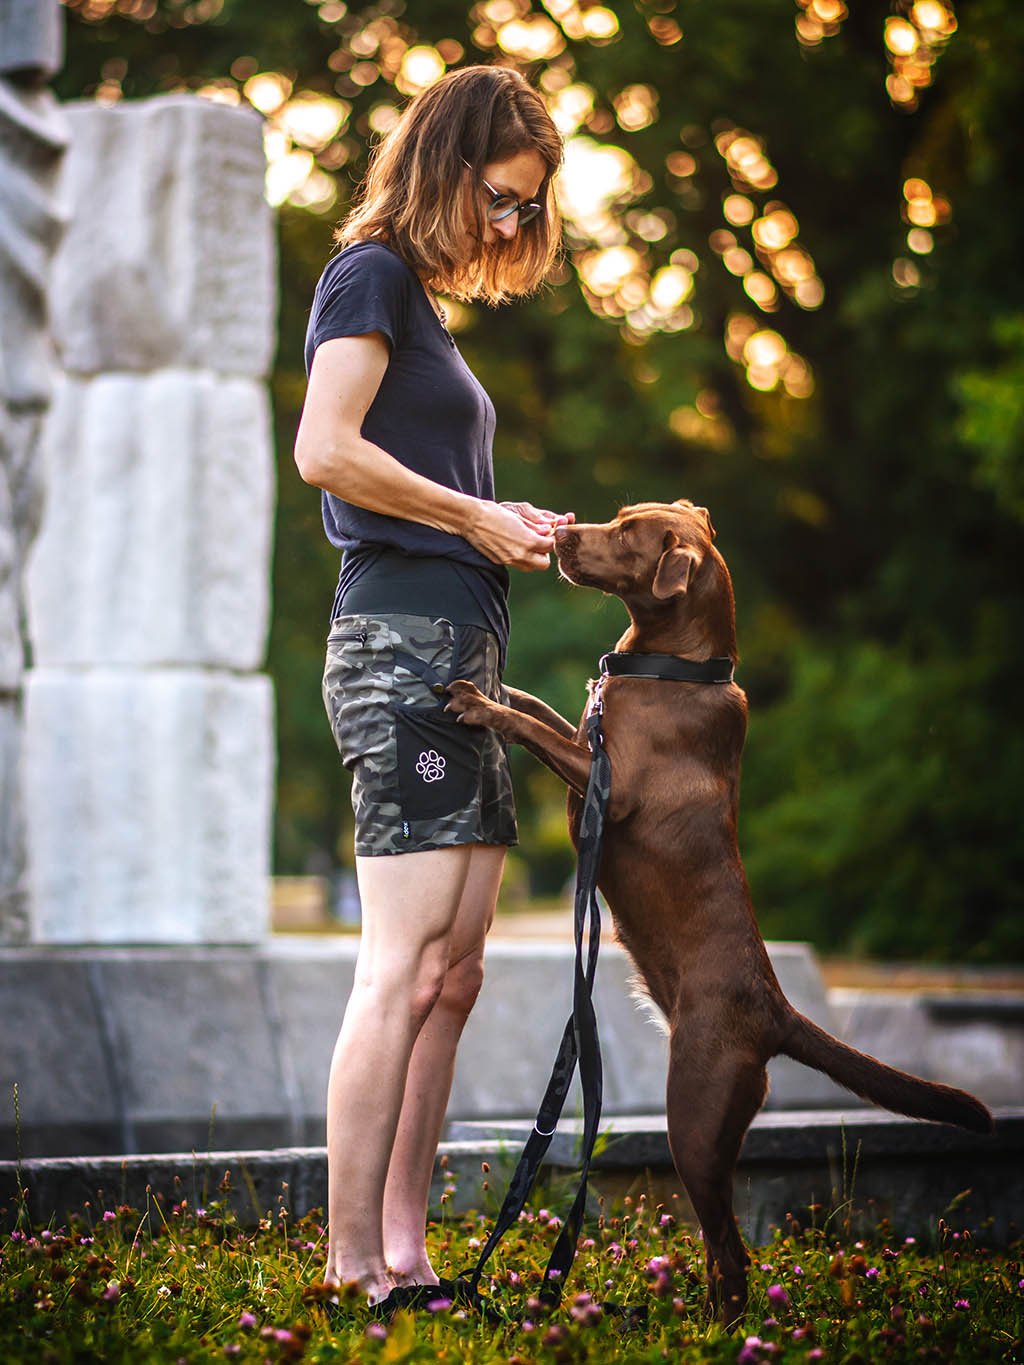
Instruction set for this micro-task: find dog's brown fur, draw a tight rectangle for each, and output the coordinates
[445,498,993,1325]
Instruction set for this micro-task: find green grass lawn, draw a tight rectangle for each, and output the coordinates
[1,1176,1021,1363]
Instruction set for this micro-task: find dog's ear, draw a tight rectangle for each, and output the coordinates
[652,540,699,598]
[672,499,717,540]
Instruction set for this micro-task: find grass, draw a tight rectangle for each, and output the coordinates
[1,1170,1022,1365]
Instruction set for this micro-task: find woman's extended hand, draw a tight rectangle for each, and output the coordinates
[466,500,558,571]
[501,500,576,534]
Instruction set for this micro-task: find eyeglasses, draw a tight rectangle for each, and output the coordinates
[461,158,544,226]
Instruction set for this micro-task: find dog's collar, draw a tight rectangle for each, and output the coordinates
[599,651,735,685]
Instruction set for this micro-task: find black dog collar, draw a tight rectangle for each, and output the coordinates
[599,651,735,685]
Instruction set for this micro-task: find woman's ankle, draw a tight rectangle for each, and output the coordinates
[385,1254,438,1288]
[324,1262,394,1301]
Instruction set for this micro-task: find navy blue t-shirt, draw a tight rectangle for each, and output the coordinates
[303,239,510,653]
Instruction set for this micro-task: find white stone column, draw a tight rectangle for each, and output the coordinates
[0,0,69,944]
[25,94,277,944]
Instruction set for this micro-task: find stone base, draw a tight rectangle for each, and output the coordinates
[3,1109,1021,1247]
[3,940,1020,1163]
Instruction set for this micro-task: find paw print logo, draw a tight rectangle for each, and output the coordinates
[416,749,446,783]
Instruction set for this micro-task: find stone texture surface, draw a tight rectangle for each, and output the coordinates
[27,371,275,671]
[832,988,1024,1108]
[0,0,64,79]
[0,408,46,691]
[0,81,68,408]
[24,670,274,943]
[51,96,276,378]
[0,3,68,945]
[91,950,300,1152]
[0,950,118,1153]
[0,699,28,943]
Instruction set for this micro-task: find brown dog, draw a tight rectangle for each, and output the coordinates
[445,498,992,1324]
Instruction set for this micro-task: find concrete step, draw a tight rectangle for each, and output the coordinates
[3,1108,1021,1248]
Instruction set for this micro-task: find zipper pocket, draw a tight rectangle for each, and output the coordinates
[327,628,367,646]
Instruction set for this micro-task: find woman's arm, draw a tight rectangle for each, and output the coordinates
[294,333,554,571]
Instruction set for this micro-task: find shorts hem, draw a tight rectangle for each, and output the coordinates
[354,832,519,857]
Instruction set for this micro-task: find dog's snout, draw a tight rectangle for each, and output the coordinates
[554,525,578,557]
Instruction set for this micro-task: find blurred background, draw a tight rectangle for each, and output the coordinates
[55,0,1024,964]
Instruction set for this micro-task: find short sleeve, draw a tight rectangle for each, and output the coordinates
[309,242,412,359]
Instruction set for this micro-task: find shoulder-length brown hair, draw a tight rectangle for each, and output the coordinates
[335,65,562,304]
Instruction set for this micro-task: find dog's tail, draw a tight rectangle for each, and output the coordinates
[778,1010,993,1134]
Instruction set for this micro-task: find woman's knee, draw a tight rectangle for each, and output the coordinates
[351,947,449,1028]
[437,949,485,1019]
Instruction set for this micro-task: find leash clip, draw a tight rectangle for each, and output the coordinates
[587,672,607,720]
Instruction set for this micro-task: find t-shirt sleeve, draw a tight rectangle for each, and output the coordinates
[309,244,412,360]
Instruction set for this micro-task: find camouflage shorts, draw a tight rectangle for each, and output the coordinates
[322,613,518,857]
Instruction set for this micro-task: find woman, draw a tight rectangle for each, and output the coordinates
[293,65,569,1313]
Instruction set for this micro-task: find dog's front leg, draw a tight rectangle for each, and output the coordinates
[502,685,579,740]
[446,680,592,796]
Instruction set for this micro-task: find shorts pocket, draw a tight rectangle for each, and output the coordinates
[394,705,483,820]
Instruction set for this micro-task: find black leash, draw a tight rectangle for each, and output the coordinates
[463,651,734,1312]
[466,706,610,1308]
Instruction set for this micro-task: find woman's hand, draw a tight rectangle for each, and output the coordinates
[465,501,556,571]
[501,501,576,534]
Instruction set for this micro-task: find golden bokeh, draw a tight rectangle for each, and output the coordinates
[883,0,956,109]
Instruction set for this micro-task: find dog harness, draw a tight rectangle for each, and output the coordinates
[465,651,736,1313]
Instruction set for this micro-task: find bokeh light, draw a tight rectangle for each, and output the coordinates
[883,0,957,109]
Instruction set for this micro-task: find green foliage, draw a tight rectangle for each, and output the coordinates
[55,0,1024,958]
[741,637,1024,961]
[2,1188,1021,1361]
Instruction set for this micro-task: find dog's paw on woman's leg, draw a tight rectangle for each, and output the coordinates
[444,679,495,727]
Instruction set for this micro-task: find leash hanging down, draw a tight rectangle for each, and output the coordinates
[464,652,734,1311]
[466,705,610,1307]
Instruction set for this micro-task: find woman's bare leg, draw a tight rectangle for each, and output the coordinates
[323,845,474,1300]
[382,845,506,1284]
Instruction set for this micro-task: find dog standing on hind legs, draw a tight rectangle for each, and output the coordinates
[444,497,993,1326]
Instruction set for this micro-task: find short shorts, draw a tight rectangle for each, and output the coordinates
[322,612,518,857]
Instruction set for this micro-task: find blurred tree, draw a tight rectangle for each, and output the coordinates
[55,0,1024,959]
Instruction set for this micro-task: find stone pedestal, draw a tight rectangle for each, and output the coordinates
[24,94,277,944]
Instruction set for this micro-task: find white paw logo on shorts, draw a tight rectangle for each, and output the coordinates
[416,749,446,783]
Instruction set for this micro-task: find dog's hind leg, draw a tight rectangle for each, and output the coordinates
[664,1035,767,1328]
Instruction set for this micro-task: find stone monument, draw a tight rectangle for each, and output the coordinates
[24,93,278,943]
[0,0,69,944]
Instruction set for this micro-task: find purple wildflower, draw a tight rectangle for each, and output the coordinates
[364,1323,387,1341]
[102,1211,117,1222]
[426,1297,452,1312]
[737,1335,763,1365]
[238,1312,256,1330]
[102,1281,121,1302]
[222,1347,240,1358]
[866,1267,879,1281]
[955,1298,970,1310]
[767,1284,789,1309]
